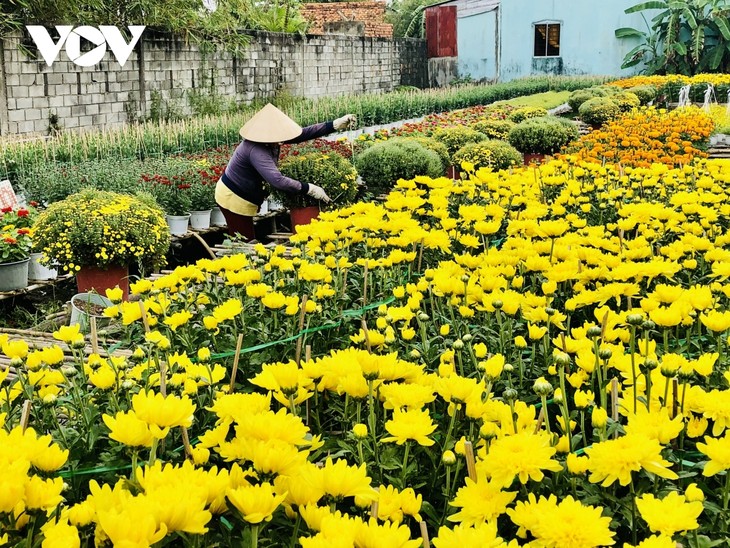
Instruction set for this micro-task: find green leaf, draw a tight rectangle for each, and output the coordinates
[706,43,726,69]
[615,27,646,38]
[714,14,730,40]
[625,1,669,14]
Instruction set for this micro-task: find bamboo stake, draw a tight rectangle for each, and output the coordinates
[672,378,679,419]
[611,378,619,438]
[295,295,309,366]
[228,333,245,394]
[180,426,193,460]
[464,441,477,482]
[160,360,167,397]
[419,522,431,548]
[139,301,150,333]
[534,407,545,434]
[90,316,99,355]
[20,400,31,432]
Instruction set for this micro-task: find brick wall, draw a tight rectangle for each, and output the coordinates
[0,29,426,136]
[300,2,393,38]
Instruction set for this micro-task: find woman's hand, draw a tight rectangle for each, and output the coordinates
[307,183,331,203]
[334,114,357,130]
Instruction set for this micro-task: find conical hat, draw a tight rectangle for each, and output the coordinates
[239,103,302,142]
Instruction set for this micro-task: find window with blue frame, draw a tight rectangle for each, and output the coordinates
[534,23,561,57]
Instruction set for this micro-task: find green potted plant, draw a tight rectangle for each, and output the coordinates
[0,222,32,292]
[188,180,217,231]
[508,116,580,164]
[141,173,193,236]
[355,140,442,195]
[274,152,359,229]
[32,189,170,298]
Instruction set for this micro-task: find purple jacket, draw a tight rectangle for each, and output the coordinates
[220,121,335,206]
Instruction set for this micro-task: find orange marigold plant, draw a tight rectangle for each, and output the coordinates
[570,106,714,168]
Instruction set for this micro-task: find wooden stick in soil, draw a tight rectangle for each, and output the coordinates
[295,295,308,366]
[160,360,167,397]
[90,316,99,355]
[228,333,245,394]
[20,399,31,432]
[138,301,150,333]
[420,522,431,548]
[534,407,545,434]
[180,426,193,460]
[464,441,477,482]
[362,262,369,309]
[672,378,679,419]
[305,344,312,426]
[611,378,619,438]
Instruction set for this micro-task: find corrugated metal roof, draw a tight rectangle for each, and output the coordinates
[425,0,499,18]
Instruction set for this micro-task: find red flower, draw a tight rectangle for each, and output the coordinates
[3,237,17,244]
[1,207,11,213]
[17,209,29,217]
[17,228,30,234]
[29,201,39,207]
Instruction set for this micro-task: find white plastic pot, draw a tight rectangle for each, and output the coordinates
[190,210,212,230]
[166,214,190,236]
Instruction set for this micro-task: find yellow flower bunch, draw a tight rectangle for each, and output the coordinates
[33,188,170,272]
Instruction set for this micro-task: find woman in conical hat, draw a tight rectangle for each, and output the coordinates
[216,103,356,240]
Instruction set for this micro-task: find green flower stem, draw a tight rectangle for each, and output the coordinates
[558,366,572,451]
[629,480,638,546]
[443,403,459,451]
[629,325,638,414]
[131,450,138,484]
[149,437,159,466]
[251,524,258,548]
[367,380,380,480]
[289,515,301,548]
[400,441,410,487]
[540,395,551,436]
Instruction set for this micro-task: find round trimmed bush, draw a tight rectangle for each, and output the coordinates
[628,85,658,105]
[568,87,610,112]
[578,97,621,127]
[354,140,442,193]
[471,119,516,140]
[392,136,451,172]
[508,107,548,124]
[453,139,523,172]
[431,126,488,158]
[508,116,580,155]
[613,92,641,112]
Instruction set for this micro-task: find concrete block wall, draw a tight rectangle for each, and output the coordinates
[0,30,427,137]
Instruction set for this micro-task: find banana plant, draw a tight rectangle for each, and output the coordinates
[615,0,730,74]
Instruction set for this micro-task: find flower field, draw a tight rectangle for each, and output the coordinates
[4,99,730,547]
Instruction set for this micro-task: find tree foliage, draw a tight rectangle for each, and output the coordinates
[616,0,730,75]
[0,0,311,51]
[386,0,440,38]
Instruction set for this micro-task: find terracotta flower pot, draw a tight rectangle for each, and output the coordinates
[523,153,546,166]
[76,264,129,300]
[290,206,320,232]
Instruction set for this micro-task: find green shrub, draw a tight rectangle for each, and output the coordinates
[508,116,580,154]
[277,152,359,209]
[628,85,658,105]
[355,140,442,194]
[568,87,610,112]
[392,137,451,172]
[613,92,641,112]
[508,106,548,123]
[453,139,523,172]
[578,97,622,127]
[431,126,488,158]
[471,119,516,140]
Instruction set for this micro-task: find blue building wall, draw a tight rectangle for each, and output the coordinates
[498,0,648,81]
[457,10,497,81]
[450,0,651,81]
